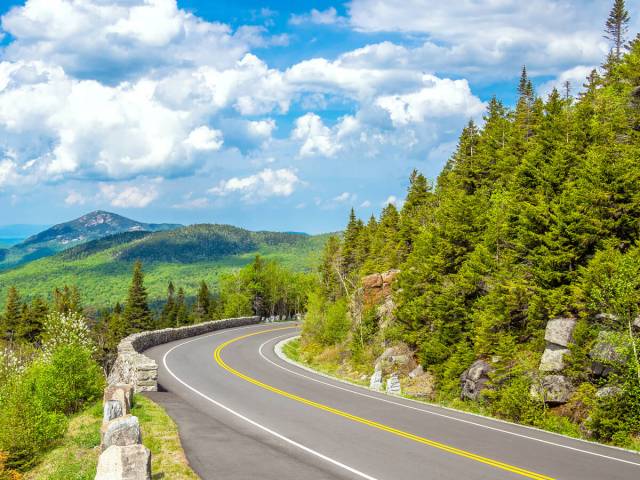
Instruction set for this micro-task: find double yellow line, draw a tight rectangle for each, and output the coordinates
[214,327,554,480]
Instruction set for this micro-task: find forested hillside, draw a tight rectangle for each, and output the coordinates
[298,5,640,449]
[0,225,328,309]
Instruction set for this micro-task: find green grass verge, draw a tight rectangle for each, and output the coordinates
[24,395,198,480]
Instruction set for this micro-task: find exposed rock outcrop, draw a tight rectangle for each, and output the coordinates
[374,343,416,376]
[531,375,573,405]
[536,317,576,379]
[596,386,622,399]
[361,269,399,307]
[460,360,493,401]
[590,331,627,377]
[404,370,435,400]
[95,444,151,480]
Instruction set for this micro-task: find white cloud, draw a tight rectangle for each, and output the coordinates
[184,126,223,152]
[539,65,595,98]
[333,192,357,203]
[100,183,158,208]
[172,197,209,209]
[209,168,301,202]
[64,190,86,206]
[346,0,619,77]
[360,200,371,208]
[383,195,399,206]
[292,113,340,157]
[290,7,346,26]
[376,75,485,126]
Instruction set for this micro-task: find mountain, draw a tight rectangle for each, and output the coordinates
[0,211,181,270]
[0,224,328,309]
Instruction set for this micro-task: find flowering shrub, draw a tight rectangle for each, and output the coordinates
[40,312,94,356]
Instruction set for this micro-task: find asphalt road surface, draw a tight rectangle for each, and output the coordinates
[144,322,640,480]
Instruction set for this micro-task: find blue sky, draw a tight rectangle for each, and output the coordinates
[0,0,636,233]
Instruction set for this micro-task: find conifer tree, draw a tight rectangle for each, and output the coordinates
[123,261,154,333]
[18,297,48,343]
[605,0,630,61]
[1,287,22,341]
[175,287,189,327]
[195,280,211,322]
[160,282,177,328]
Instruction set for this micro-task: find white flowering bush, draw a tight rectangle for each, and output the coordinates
[40,311,94,356]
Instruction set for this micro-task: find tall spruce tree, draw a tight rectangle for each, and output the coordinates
[1,287,22,341]
[123,261,154,333]
[605,0,630,61]
[195,280,211,322]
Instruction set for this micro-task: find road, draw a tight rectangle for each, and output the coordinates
[144,322,640,480]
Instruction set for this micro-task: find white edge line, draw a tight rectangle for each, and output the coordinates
[262,333,640,468]
[160,324,381,480]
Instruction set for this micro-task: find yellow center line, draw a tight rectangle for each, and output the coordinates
[214,326,555,480]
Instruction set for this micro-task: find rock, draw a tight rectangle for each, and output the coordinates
[460,360,493,401]
[386,374,401,395]
[101,415,142,451]
[408,365,424,379]
[104,384,133,414]
[374,361,382,373]
[381,269,400,285]
[544,317,576,347]
[596,386,622,399]
[404,371,435,400]
[390,355,410,365]
[594,313,618,323]
[369,370,383,391]
[633,316,640,331]
[539,344,570,372]
[530,375,573,405]
[362,273,383,289]
[590,331,627,367]
[95,444,151,480]
[103,400,124,423]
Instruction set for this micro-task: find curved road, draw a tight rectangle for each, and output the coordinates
[144,322,640,480]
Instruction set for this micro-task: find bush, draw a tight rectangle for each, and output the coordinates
[0,344,104,470]
[0,373,67,470]
[28,345,104,416]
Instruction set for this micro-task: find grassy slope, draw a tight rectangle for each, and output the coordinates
[25,395,198,480]
[0,234,328,309]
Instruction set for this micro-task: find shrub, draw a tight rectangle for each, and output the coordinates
[28,345,104,416]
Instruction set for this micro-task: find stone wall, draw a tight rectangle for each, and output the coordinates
[108,316,261,392]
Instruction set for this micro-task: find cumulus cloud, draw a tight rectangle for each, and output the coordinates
[209,168,301,202]
[292,113,340,157]
[346,0,619,77]
[290,7,346,26]
[184,126,224,152]
[100,183,159,208]
[333,192,357,203]
[64,190,86,206]
[539,65,595,97]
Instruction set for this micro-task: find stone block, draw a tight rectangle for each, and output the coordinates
[95,444,151,480]
[544,318,576,347]
[101,415,141,451]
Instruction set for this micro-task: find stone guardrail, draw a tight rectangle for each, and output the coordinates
[97,316,262,479]
[107,316,261,392]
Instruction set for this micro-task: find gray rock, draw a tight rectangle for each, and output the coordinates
[539,344,570,372]
[633,316,640,331]
[95,444,151,480]
[104,384,134,414]
[530,375,573,405]
[590,331,627,367]
[390,355,410,365]
[386,374,401,395]
[101,415,142,451]
[103,400,124,423]
[544,318,576,347]
[369,370,382,391]
[460,360,493,401]
[596,386,622,399]
[594,313,618,323]
[409,365,424,379]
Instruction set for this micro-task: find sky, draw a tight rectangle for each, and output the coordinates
[0,0,637,234]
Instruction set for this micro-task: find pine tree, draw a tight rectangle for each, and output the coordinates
[123,261,154,333]
[341,208,362,275]
[605,0,630,61]
[195,280,211,322]
[18,297,48,343]
[175,287,189,327]
[160,282,176,328]
[1,287,22,341]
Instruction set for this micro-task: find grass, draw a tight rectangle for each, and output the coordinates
[132,395,198,480]
[24,395,198,480]
[24,402,102,480]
